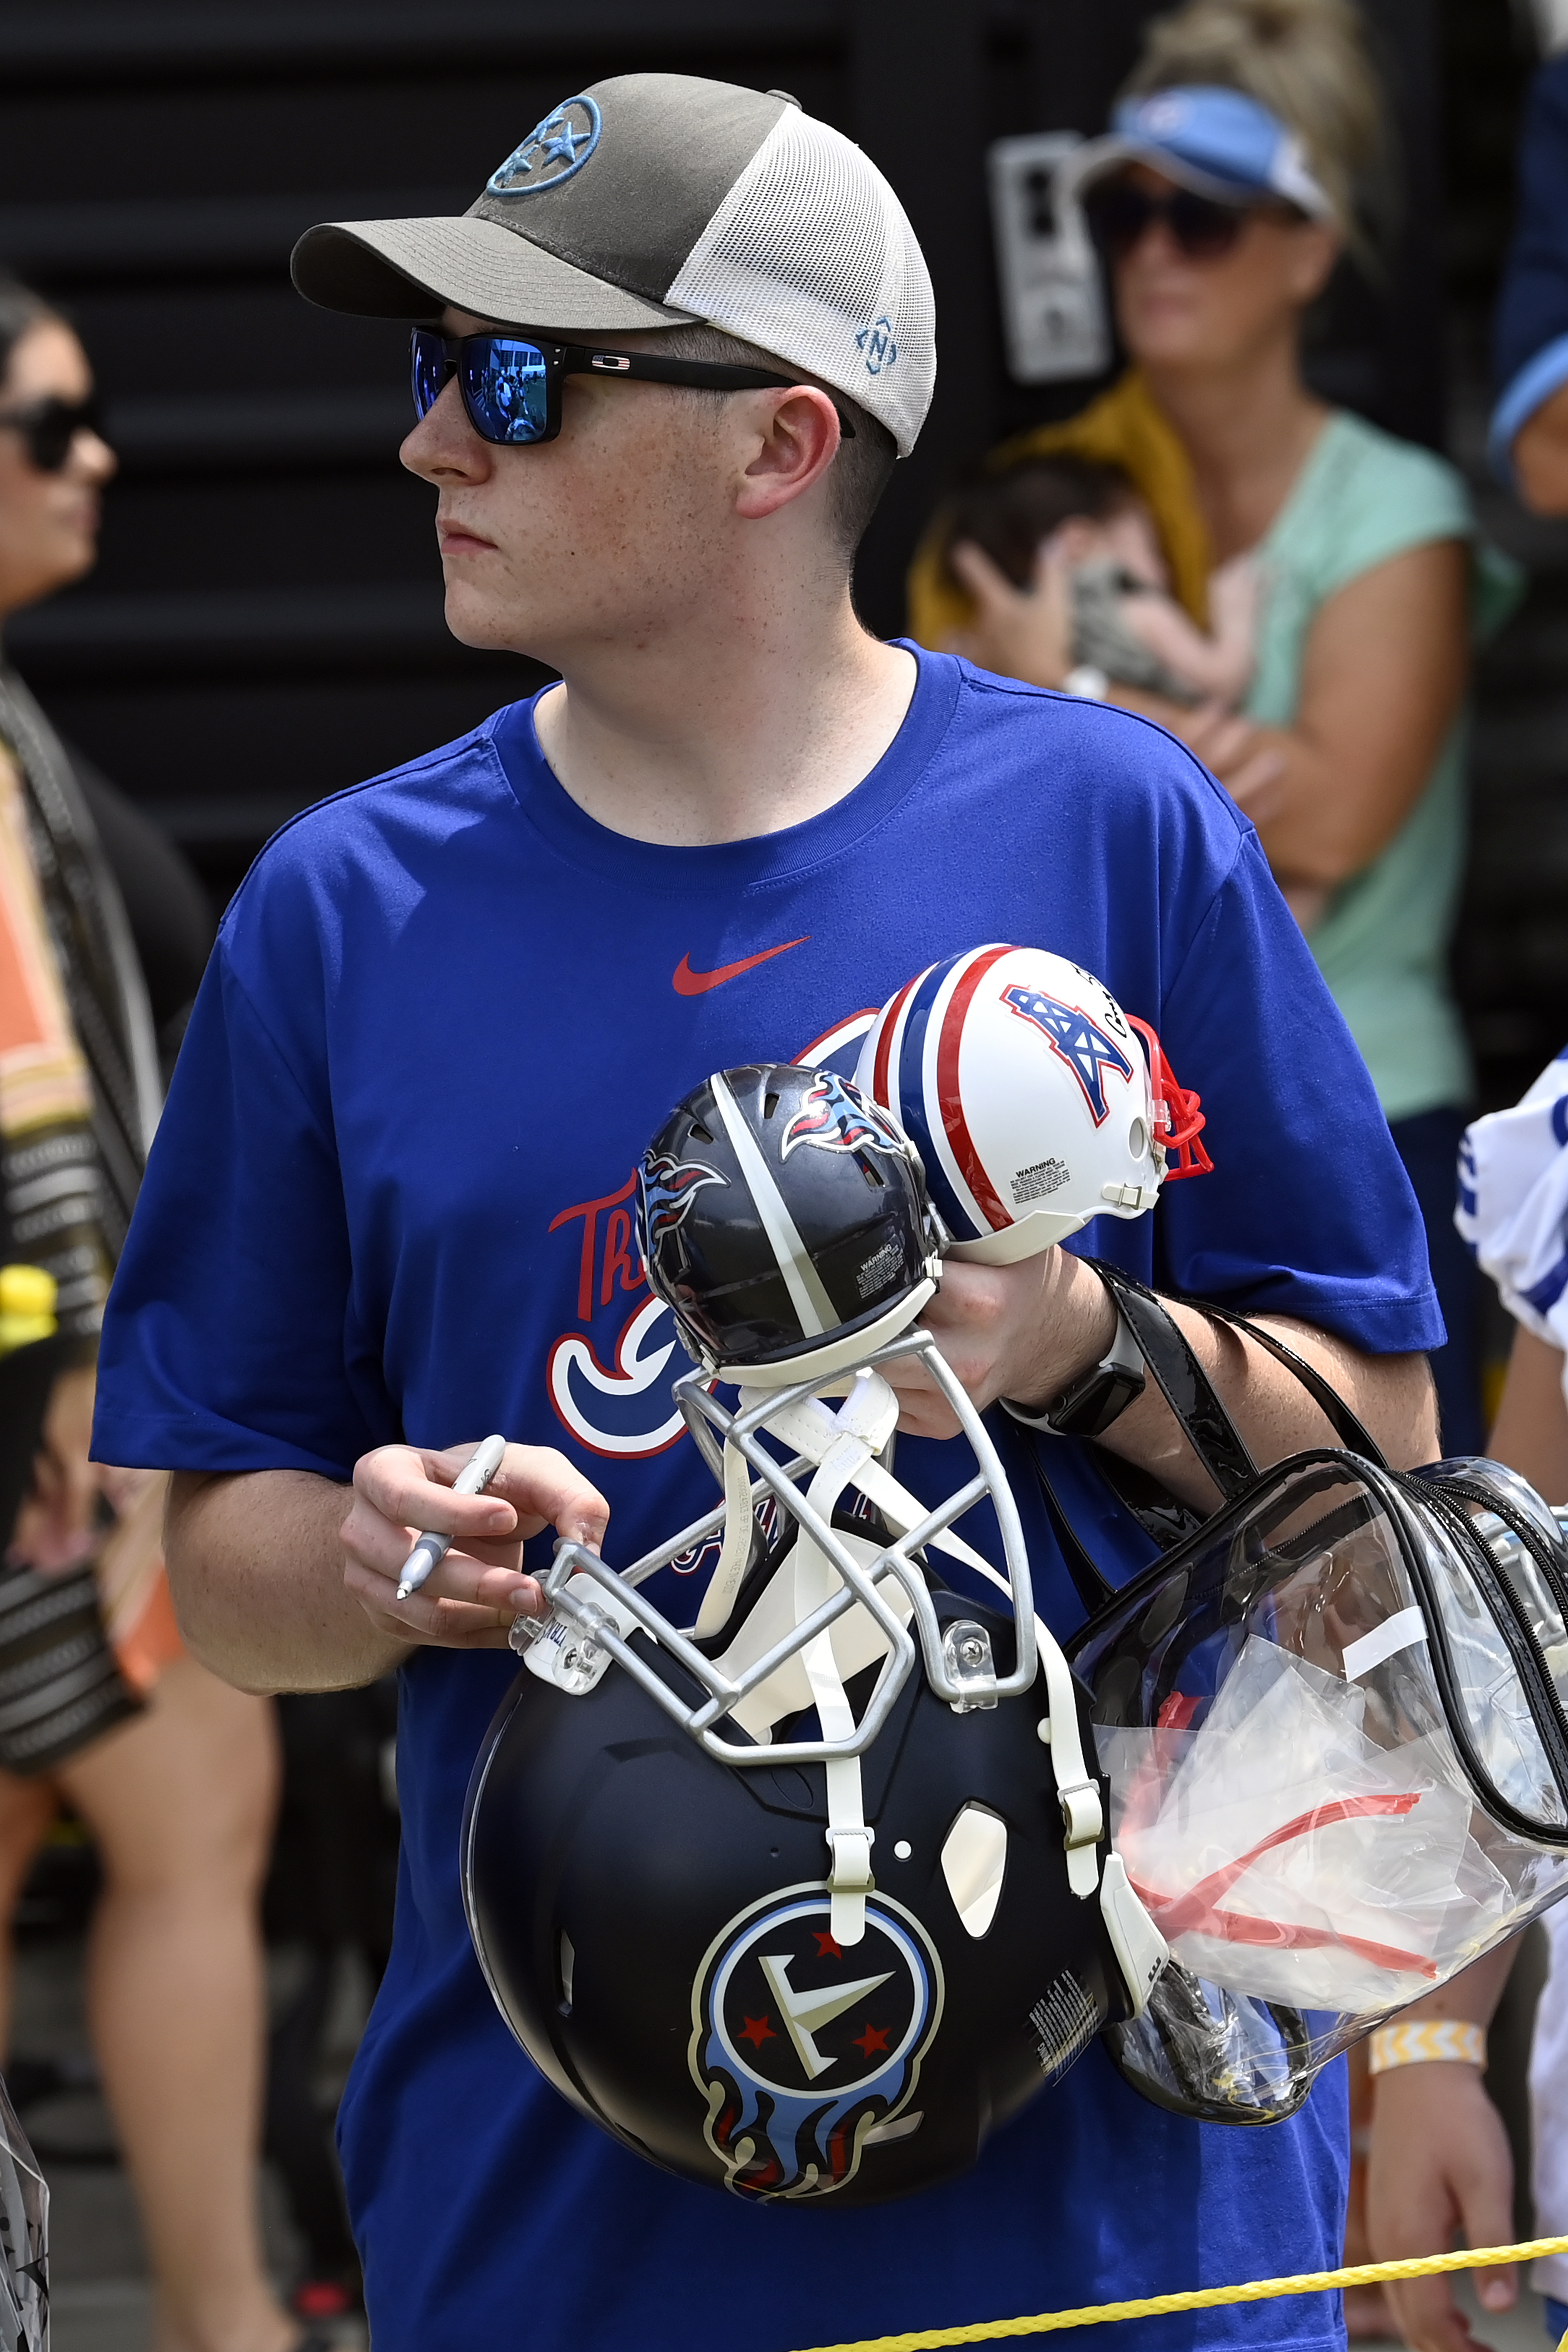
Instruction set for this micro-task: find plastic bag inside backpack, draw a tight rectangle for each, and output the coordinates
[1052,1267,1568,2124]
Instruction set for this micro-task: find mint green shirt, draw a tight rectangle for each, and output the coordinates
[1245,409,1473,1122]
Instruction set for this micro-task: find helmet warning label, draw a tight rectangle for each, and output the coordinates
[1011,1156,1071,1206]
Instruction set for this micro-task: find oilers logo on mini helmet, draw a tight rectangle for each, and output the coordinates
[487,95,603,196]
[854,944,1208,1264]
[781,1070,907,1161]
[637,1152,727,1243]
[690,1887,942,2200]
[1002,985,1134,1127]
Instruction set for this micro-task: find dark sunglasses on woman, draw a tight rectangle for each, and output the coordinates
[0,394,105,474]
[410,328,856,449]
[1084,179,1271,263]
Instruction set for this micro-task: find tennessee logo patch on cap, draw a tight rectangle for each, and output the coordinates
[487,96,603,196]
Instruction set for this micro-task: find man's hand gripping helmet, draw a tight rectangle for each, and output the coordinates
[463,1062,1167,2206]
[854,943,1209,1261]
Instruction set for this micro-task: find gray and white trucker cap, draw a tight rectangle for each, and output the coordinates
[291,74,936,457]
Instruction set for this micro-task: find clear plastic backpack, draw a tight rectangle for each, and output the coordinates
[1053,1262,1568,2124]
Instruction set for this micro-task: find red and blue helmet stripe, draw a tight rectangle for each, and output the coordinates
[867,944,1016,1247]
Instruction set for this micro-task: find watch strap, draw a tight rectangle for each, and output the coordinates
[1003,1299,1146,1439]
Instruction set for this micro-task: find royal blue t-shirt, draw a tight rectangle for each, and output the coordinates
[95,650,1440,2352]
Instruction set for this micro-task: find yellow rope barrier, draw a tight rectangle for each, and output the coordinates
[795,2233,1568,2352]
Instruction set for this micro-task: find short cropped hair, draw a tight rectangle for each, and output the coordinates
[653,321,897,566]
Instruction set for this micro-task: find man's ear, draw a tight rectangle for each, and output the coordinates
[733,385,842,522]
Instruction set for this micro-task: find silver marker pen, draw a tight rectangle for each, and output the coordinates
[395,1433,509,1601]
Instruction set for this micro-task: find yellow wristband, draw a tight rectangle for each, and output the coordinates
[1369,2021,1486,2075]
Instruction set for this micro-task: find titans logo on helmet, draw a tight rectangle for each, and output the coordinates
[780,1071,904,1161]
[1001,985,1134,1126]
[638,1153,727,1243]
[690,1888,942,2200]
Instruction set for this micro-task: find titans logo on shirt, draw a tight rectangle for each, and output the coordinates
[545,1171,684,1459]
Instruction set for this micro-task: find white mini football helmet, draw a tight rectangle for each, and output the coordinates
[853,944,1209,1263]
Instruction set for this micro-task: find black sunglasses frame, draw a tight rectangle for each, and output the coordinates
[410,329,855,447]
[1083,180,1272,263]
[0,394,106,474]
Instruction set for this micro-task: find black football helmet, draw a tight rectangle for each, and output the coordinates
[462,1066,1168,2205]
[638,1063,946,1385]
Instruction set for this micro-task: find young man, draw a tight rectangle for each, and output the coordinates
[94,72,1442,2352]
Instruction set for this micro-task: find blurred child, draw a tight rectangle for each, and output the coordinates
[938,454,1260,707]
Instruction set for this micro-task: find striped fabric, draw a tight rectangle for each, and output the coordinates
[0,1562,141,1775]
[0,671,172,1745]
[0,664,158,1262]
[0,669,159,1334]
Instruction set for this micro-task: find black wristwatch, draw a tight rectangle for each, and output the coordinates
[1002,1304,1146,1440]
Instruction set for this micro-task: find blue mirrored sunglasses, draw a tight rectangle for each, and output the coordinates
[409,328,855,447]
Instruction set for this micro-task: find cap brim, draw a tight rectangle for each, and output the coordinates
[1055,134,1269,210]
[291,215,698,332]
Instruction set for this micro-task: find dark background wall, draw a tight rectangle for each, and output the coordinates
[0,0,1556,1113]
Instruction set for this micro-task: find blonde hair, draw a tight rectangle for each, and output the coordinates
[1124,0,1386,248]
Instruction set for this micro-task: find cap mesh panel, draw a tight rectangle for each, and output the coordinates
[665,112,935,457]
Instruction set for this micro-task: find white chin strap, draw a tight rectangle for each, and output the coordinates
[799,1444,878,1952]
[703,1371,903,1946]
[693,1370,996,1643]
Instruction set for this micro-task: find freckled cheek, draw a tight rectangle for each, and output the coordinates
[479,410,724,613]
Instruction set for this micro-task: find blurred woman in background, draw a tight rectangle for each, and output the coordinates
[0,281,310,2352]
[912,0,1495,1454]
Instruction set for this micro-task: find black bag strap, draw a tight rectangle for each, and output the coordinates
[1030,1455,1120,1615]
[1083,1258,1390,1488]
[1086,1259,1259,1500]
[1194,1299,1388,1469]
[1031,1260,1391,1602]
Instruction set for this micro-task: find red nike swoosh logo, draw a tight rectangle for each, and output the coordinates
[672,938,809,996]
